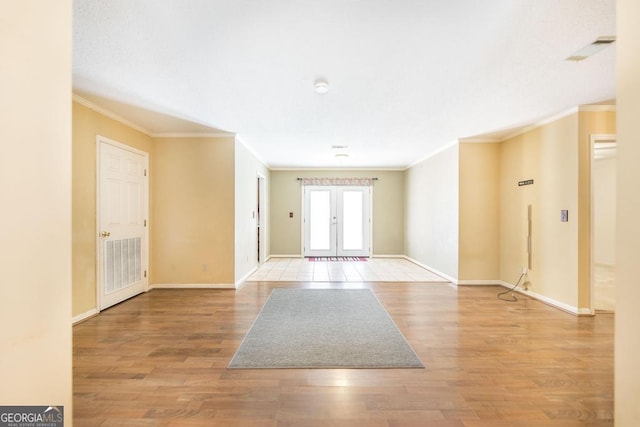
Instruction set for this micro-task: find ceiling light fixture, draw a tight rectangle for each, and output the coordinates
[314,80,329,94]
[566,36,616,61]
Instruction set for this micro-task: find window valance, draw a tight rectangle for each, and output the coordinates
[297,177,376,186]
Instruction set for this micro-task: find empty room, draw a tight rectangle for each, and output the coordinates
[2,1,640,426]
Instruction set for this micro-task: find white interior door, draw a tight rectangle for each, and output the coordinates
[303,186,370,257]
[98,137,148,310]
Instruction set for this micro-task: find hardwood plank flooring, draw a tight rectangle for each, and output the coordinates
[73,282,614,426]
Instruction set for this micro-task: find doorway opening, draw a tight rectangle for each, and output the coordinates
[591,134,616,313]
[303,185,371,258]
[257,173,266,264]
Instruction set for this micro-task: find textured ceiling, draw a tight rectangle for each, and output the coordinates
[73,0,616,168]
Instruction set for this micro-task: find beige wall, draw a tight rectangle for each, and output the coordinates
[499,114,580,307]
[0,1,73,423]
[235,140,270,282]
[616,0,640,422]
[404,144,459,280]
[269,172,303,255]
[151,137,235,285]
[74,108,267,292]
[459,143,500,281]
[269,170,404,256]
[72,101,153,317]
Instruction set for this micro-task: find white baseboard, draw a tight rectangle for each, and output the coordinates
[371,254,405,258]
[150,283,235,290]
[498,281,593,316]
[402,256,458,284]
[457,280,502,285]
[235,267,258,289]
[72,308,98,325]
[268,254,302,258]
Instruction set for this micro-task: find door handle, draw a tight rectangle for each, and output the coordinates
[100,231,111,237]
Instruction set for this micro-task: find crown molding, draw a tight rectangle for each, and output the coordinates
[152,132,234,138]
[73,93,232,139]
[235,135,270,168]
[405,140,459,170]
[460,104,615,145]
[459,138,503,144]
[579,104,617,112]
[499,107,579,142]
[72,94,152,136]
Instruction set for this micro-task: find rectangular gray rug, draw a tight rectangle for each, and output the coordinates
[228,289,423,369]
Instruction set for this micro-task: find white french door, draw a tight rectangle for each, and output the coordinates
[303,186,371,257]
[97,137,149,310]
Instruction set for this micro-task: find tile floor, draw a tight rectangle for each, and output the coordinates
[247,257,449,282]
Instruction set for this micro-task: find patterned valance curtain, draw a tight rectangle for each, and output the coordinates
[298,177,375,186]
[298,178,376,186]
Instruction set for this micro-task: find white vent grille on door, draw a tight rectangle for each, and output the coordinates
[105,237,142,294]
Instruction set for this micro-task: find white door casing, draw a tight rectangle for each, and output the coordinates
[590,134,617,314]
[97,136,149,310]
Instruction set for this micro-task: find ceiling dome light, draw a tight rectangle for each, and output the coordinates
[314,80,329,94]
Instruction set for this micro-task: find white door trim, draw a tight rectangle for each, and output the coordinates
[590,133,616,314]
[96,135,149,311]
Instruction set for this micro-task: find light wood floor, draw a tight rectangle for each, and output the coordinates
[74,282,614,426]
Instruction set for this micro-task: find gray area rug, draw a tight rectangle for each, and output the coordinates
[228,289,424,369]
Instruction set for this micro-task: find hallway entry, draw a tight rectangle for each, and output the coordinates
[303,185,371,257]
[592,135,616,312]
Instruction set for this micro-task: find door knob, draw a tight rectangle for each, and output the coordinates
[100,231,111,237]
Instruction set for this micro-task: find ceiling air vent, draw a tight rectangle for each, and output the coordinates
[566,36,616,62]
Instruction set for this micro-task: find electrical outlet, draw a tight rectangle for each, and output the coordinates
[521,266,528,275]
[202,264,207,272]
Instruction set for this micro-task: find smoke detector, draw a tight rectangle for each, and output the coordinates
[314,80,329,94]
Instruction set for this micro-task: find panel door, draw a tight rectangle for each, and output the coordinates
[98,139,148,310]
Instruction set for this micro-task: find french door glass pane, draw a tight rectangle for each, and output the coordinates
[342,190,363,250]
[309,190,331,250]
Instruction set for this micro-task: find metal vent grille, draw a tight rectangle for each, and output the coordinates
[105,238,142,294]
[592,37,616,45]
